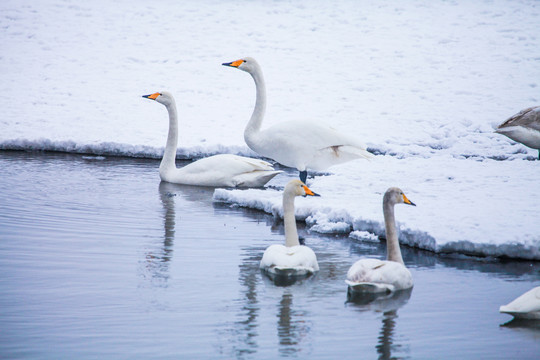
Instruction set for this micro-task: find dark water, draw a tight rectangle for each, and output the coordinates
[0,151,539,359]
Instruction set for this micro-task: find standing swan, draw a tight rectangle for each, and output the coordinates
[260,179,320,277]
[500,286,540,320]
[222,57,373,183]
[495,106,540,159]
[346,187,416,294]
[143,91,281,187]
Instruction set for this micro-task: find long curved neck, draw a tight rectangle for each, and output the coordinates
[383,200,404,264]
[283,193,300,247]
[244,65,266,142]
[160,101,178,172]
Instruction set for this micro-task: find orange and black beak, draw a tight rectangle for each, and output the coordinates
[142,92,160,100]
[222,59,245,68]
[402,193,416,206]
[303,184,320,197]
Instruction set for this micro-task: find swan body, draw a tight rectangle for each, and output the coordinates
[500,286,540,320]
[495,106,540,159]
[223,57,372,182]
[260,179,320,277]
[143,91,281,187]
[346,187,415,294]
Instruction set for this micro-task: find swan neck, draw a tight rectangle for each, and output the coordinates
[383,200,404,264]
[161,101,178,171]
[245,66,266,140]
[283,193,300,247]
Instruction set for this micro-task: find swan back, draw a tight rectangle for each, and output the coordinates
[500,286,540,320]
[495,106,540,152]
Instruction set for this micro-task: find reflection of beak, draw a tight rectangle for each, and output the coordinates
[222,59,244,68]
[142,92,160,100]
[303,185,321,197]
[403,194,416,206]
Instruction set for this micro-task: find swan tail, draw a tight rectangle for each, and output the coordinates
[234,170,282,188]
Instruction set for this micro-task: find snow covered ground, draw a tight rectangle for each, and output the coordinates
[1,0,539,259]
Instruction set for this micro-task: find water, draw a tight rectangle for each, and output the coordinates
[0,151,538,359]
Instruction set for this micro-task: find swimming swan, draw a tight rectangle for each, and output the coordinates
[346,187,416,294]
[222,57,373,183]
[500,286,540,320]
[260,179,320,277]
[495,106,540,159]
[143,91,281,187]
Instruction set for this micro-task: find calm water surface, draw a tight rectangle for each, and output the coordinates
[0,151,539,359]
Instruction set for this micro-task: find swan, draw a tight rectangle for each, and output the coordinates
[495,106,540,159]
[260,179,320,277]
[500,286,540,320]
[346,187,416,294]
[142,91,281,187]
[222,57,373,183]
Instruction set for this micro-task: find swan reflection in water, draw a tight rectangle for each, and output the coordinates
[347,288,413,360]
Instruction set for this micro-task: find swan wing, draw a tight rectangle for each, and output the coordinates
[497,106,540,131]
[346,258,413,292]
[250,121,372,171]
[168,154,281,187]
[260,244,319,274]
[500,286,540,319]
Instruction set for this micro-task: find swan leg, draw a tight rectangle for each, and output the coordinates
[299,170,307,183]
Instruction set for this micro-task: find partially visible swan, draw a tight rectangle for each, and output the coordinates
[346,187,415,294]
[143,91,281,187]
[495,106,540,159]
[500,286,540,320]
[223,57,373,183]
[260,179,320,277]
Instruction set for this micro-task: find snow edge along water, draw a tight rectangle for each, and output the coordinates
[213,188,540,261]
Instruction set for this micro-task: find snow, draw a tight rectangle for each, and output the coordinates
[1,0,539,259]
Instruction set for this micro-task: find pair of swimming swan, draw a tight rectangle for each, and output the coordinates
[496,106,540,159]
[260,181,416,296]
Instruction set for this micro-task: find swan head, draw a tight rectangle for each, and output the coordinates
[384,187,416,207]
[284,179,320,198]
[142,91,175,106]
[222,57,259,73]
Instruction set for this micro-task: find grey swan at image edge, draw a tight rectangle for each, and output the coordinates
[495,106,540,159]
[346,187,416,294]
[142,91,281,187]
[222,57,373,183]
[259,179,320,277]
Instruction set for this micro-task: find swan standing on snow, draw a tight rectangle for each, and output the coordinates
[500,286,540,320]
[142,91,281,187]
[222,57,373,183]
[260,179,320,277]
[346,187,416,294]
[495,106,540,159]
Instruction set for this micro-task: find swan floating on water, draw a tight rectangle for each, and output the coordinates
[142,91,281,187]
[500,286,540,320]
[346,187,415,294]
[260,179,320,278]
[495,106,540,159]
[222,57,373,183]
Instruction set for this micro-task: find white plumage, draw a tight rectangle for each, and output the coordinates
[143,91,281,187]
[346,187,415,294]
[259,179,320,277]
[223,57,372,182]
[500,286,540,320]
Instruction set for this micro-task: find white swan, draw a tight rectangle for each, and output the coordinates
[500,286,540,320]
[346,187,416,294]
[495,106,540,159]
[222,57,373,183]
[143,91,282,187]
[260,179,320,277]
